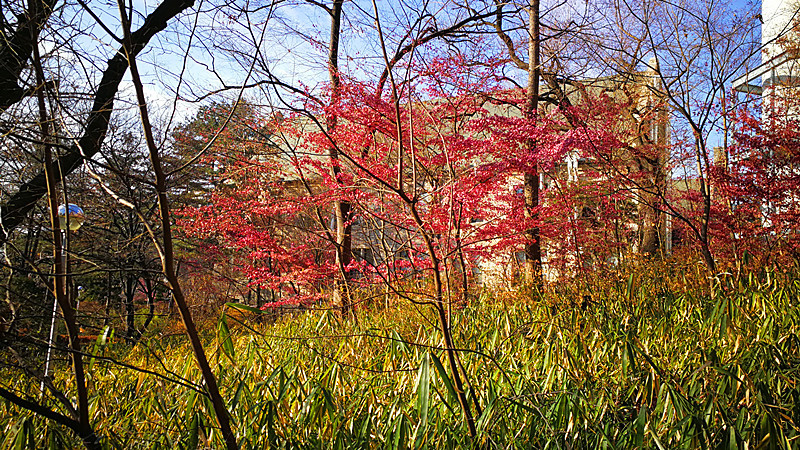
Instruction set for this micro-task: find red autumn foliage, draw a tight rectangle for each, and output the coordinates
[177,72,655,307]
[176,53,800,307]
[711,104,800,266]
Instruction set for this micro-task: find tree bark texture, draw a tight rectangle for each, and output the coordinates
[327,0,354,315]
[523,0,543,284]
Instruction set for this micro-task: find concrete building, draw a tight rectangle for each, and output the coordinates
[733,0,800,116]
[731,0,800,232]
[243,66,673,293]
[474,66,672,286]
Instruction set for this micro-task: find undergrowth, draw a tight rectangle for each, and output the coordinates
[2,264,799,448]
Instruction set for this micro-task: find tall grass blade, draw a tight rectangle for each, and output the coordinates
[218,312,235,361]
[416,352,431,428]
[430,353,457,411]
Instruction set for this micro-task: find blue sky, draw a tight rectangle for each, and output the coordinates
[29,0,775,158]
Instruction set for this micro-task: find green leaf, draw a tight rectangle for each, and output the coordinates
[626,273,635,301]
[635,405,646,447]
[476,395,497,434]
[430,353,457,407]
[230,374,248,413]
[392,414,406,450]
[187,412,200,450]
[648,422,667,450]
[87,325,111,372]
[224,302,263,314]
[416,352,431,428]
[218,313,235,361]
[12,418,33,450]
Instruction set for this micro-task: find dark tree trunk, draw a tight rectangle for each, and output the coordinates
[523,0,543,284]
[0,0,57,112]
[327,0,354,315]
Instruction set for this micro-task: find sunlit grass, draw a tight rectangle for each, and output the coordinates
[2,262,799,448]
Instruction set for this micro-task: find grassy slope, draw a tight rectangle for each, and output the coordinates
[2,265,799,449]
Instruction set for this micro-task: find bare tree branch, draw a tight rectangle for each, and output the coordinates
[0,0,196,244]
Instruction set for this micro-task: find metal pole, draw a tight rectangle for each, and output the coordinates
[41,229,66,394]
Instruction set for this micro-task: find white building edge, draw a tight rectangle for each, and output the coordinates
[733,0,800,105]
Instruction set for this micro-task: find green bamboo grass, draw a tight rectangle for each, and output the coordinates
[2,265,799,448]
